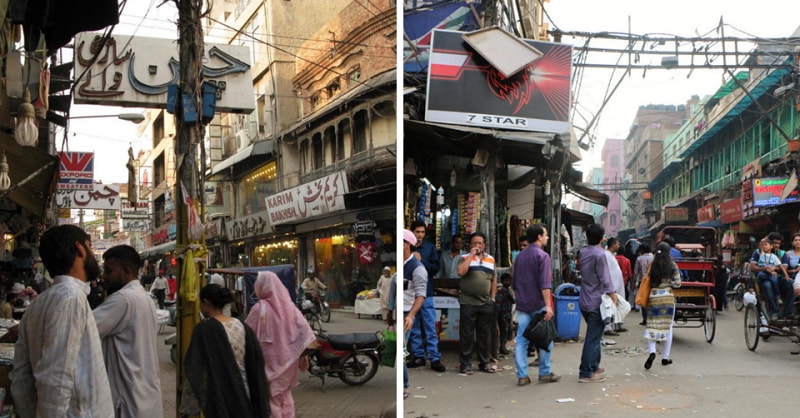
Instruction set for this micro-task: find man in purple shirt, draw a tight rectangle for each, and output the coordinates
[512,224,560,385]
[578,224,617,383]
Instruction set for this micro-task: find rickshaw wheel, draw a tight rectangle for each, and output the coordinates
[704,304,716,343]
[733,284,745,311]
[744,304,760,351]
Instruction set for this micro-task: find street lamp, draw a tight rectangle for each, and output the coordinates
[69,113,145,124]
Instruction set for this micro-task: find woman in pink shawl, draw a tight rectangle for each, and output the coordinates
[245,271,316,417]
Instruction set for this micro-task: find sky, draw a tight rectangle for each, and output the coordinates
[542,0,800,173]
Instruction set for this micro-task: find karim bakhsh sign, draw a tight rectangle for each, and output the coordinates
[425,29,572,133]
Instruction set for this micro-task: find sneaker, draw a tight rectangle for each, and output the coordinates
[538,373,561,383]
[579,374,606,383]
[604,330,619,336]
[616,327,628,333]
[430,360,446,372]
[517,376,531,386]
[594,368,605,377]
[601,339,616,346]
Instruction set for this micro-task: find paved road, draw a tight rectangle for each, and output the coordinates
[157,308,397,417]
[404,306,800,417]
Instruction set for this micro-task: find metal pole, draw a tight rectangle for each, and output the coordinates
[175,0,204,414]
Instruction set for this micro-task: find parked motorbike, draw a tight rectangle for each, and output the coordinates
[304,331,384,391]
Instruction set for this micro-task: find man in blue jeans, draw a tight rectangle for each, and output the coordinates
[578,224,617,383]
[402,228,427,398]
[407,220,445,372]
[512,224,560,385]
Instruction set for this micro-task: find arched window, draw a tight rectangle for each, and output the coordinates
[610,213,617,226]
[352,109,368,154]
[312,133,323,170]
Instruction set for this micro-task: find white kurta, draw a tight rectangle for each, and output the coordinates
[94,281,164,418]
[605,250,626,299]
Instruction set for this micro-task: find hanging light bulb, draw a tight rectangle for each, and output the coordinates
[450,167,457,187]
[15,89,38,147]
[436,186,444,205]
[0,151,10,191]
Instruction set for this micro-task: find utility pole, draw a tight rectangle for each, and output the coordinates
[175,0,204,413]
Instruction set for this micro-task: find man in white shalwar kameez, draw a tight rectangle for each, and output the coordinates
[604,241,627,335]
[94,245,163,418]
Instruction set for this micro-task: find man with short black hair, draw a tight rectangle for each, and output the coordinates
[95,245,163,418]
[456,232,497,375]
[408,220,445,372]
[578,224,617,383]
[11,225,114,417]
[513,224,560,385]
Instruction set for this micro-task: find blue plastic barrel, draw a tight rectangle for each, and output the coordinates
[554,283,581,340]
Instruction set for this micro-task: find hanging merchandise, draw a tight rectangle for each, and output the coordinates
[417,182,428,222]
[435,210,443,250]
[465,192,481,234]
[451,207,459,237]
[721,230,737,249]
[457,193,466,236]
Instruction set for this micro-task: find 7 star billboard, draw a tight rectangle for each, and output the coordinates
[425,29,573,133]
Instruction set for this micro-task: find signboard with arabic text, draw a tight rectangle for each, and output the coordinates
[55,184,120,210]
[73,33,254,113]
[265,171,349,226]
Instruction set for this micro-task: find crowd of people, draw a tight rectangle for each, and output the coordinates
[402,219,712,391]
[7,224,326,418]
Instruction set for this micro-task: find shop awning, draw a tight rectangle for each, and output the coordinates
[679,66,789,158]
[562,207,595,226]
[564,176,609,207]
[697,219,723,228]
[0,135,59,218]
[210,140,274,176]
[140,241,176,258]
[664,192,698,208]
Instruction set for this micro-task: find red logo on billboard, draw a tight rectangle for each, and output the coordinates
[58,152,94,190]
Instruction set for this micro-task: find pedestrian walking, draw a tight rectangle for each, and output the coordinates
[644,242,682,369]
[246,271,316,418]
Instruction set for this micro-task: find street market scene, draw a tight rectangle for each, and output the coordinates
[0,1,397,417]
[403,0,800,416]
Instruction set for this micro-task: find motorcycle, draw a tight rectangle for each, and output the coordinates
[304,331,384,391]
[316,289,331,323]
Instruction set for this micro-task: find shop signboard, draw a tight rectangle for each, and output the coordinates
[752,177,799,207]
[225,210,270,241]
[74,33,254,113]
[425,29,572,133]
[55,184,120,210]
[696,204,716,223]
[152,222,176,245]
[58,152,94,190]
[720,198,743,224]
[265,171,349,226]
[120,200,150,219]
[664,207,689,223]
[122,219,149,232]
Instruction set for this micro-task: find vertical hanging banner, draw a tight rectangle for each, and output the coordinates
[58,152,94,190]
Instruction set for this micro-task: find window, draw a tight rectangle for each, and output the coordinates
[610,213,617,226]
[312,133,323,170]
[240,162,277,215]
[154,154,165,187]
[327,78,340,99]
[153,113,165,148]
[610,155,619,167]
[347,66,361,88]
[324,126,341,162]
[352,109,368,154]
[338,119,350,159]
[299,139,310,174]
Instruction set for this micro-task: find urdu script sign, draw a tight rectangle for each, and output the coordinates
[265,171,349,226]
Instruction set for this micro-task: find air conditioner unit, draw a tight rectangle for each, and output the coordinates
[236,129,250,148]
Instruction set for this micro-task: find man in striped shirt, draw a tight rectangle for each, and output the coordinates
[456,232,497,375]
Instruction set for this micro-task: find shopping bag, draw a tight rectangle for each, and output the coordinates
[635,268,651,307]
[381,329,396,367]
[522,311,556,352]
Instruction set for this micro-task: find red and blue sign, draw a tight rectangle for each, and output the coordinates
[58,152,94,190]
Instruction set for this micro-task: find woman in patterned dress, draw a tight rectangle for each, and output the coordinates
[182,284,271,418]
[644,242,681,369]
